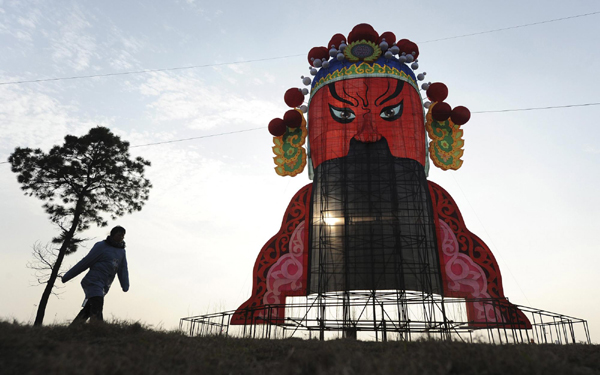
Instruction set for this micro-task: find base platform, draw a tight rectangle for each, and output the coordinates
[180,292,591,344]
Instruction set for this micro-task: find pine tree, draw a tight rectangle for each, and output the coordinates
[9,126,152,326]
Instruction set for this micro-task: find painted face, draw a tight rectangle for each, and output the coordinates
[308,77,426,168]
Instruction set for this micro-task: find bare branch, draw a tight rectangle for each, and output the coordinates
[26,242,66,297]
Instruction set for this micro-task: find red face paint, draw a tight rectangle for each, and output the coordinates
[308,77,426,168]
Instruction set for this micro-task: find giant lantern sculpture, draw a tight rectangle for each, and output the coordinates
[182,24,590,343]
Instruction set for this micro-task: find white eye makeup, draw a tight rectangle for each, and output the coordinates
[379,101,403,121]
[329,104,356,124]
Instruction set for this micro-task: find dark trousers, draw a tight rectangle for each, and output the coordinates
[71,296,104,324]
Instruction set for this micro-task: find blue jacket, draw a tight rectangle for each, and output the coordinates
[62,239,129,298]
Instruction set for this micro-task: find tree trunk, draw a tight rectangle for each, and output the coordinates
[33,199,84,326]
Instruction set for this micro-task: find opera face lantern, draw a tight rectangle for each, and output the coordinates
[232,23,530,330]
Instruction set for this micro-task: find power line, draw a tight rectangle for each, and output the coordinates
[472,102,600,114]
[1,10,598,86]
[1,101,598,165]
[0,55,303,86]
[129,127,264,148]
[0,127,265,164]
[128,102,600,149]
[420,11,600,43]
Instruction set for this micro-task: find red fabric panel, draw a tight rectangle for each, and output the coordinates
[308,77,426,168]
[231,184,312,325]
[428,180,531,329]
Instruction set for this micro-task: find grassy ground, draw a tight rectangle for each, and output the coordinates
[1,320,599,375]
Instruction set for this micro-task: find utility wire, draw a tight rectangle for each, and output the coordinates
[0,10,598,86]
[129,127,264,148]
[1,100,598,165]
[0,127,265,164]
[0,54,304,86]
[419,11,600,43]
[472,102,600,113]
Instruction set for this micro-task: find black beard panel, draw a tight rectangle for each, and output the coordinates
[309,138,442,295]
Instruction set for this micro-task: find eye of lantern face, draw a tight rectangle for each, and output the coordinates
[329,104,356,124]
[379,101,403,121]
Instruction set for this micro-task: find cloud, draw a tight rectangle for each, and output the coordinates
[138,72,279,130]
[181,0,223,21]
[102,25,147,71]
[48,6,98,72]
[17,15,37,29]
[119,35,144,53]
[0,3,42,43]
[263,72,276,83]
[1,2,146,76]
[583,145,600,154]
[228,63,247,75]
[0,81,100,155]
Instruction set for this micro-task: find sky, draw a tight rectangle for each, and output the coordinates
[1,0,599,341]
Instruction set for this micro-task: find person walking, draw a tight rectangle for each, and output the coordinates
[62,226,130,323]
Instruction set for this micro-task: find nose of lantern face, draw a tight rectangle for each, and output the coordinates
[354,111,382,143]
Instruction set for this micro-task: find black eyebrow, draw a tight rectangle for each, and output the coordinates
[327,82,357,107]
[357,83,368,107]
[342,85,360,107]
[375,80,391,105]
[377,80,404,106]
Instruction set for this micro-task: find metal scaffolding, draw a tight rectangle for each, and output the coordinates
[309,139,442,297]
[180,292,591,344]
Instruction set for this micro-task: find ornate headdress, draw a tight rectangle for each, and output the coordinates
[268,24,471,176]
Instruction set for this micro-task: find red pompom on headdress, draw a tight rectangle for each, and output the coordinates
[284,88,304,108]
[431,102,452,121]
[427,83,448,102]
[283,109,303,129]
[377,31,396,46]
[268,118,286,136]
[308,46,329,67]
[397,39,419,59]
[328,33,346,48]
[451,106,471,125]
[347,23,379,43]
[426,83,470,125]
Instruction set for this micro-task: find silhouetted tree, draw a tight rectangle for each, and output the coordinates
[9,126,152,326]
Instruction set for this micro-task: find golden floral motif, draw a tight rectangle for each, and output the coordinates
[272,110,308,177]
[425,103,464,170]
[311,63,418,97]
[344,40,382,62]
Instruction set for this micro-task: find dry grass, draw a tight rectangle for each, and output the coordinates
[1,320,599,375]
